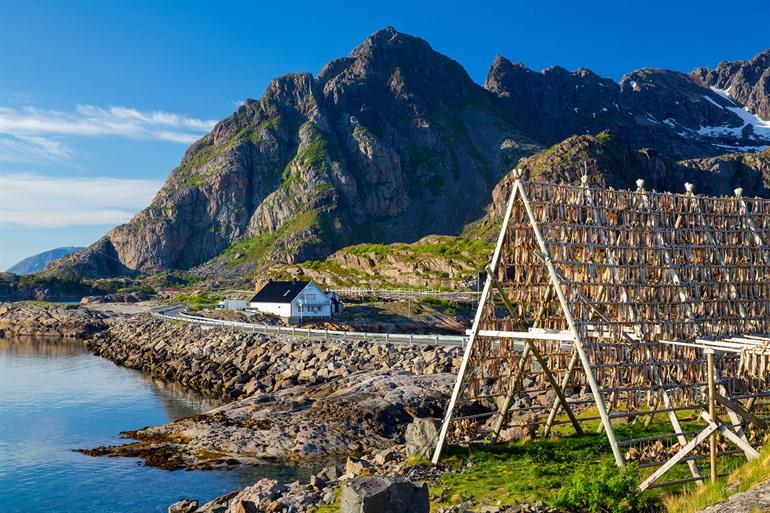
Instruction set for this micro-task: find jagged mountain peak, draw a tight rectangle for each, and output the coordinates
[48,27,533,279]
[319,26,477,106]
[45,31,770,280]
[691,47,770,120]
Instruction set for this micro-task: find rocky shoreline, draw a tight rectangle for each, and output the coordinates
[0,302,110,339]
[78,314,467,511]
[82,314,460,466]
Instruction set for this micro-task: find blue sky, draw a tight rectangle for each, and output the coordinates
[1,0,769,270]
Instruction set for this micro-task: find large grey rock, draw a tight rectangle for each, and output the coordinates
[405,417,440,457]
[341,476,429,513]
[168,499,198,513]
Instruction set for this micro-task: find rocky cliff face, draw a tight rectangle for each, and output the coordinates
[47,29,770,280]
[485,57,769,158]
[49,28,536,279]
[693,49,770,120]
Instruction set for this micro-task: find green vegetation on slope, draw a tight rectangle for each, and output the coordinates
[173,291,223,311]
[278,236,493,290]
[662,443,770,513]
[221,210,323,266]
[345,237,493,262]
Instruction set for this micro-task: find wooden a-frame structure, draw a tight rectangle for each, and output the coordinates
[432,170,770,489]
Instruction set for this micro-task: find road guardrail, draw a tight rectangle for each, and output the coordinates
[151,305,466,347]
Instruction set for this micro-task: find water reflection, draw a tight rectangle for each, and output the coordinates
[0,336,308,513]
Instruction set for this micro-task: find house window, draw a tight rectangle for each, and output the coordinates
[306,294,316,301]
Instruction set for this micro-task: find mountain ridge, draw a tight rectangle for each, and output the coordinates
[7,247,83,275]
[45,27,770,281]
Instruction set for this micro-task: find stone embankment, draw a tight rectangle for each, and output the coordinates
[84,314,461,469]
[0,302,109,339]
[87,314,460,400]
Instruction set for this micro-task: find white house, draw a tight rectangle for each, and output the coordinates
[248,281,339,323]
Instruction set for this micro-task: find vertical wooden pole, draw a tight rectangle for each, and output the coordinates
[516,179,625,466]
[431,170,522,465]
[707,350,717,483]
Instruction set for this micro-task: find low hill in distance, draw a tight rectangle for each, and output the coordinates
[7,247,83,275]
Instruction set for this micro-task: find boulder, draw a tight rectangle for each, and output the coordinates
[345,456,373,477]
[318,464,343,482]
[225,479,286,513]
[341,475,429,513]
[405,418,440,457]
[373,447,397,465]
[168,499,198,513]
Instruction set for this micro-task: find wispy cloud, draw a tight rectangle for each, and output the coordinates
[0,173,162,228]
[0,104,218,163]
[0,134,72,163]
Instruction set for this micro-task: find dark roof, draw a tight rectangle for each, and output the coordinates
[249,281,310,304]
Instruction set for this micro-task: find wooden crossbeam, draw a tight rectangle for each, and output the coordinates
[700,412,760,460]
[639,423,719,491]
[490,281,583,435]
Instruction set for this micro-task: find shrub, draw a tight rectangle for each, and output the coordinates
[553,461,643,513]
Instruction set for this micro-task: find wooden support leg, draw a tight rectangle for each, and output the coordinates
[700,412,760,460]
[543,349,579,438]
[707,351,717,483]
[519,179,623,465]
[490,344,531,442]
[714,394,768,430]
[491,282,583,435]
[598,390,617,433]
[643,393,661,428]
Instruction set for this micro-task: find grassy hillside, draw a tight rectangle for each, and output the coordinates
[261,235,493,291]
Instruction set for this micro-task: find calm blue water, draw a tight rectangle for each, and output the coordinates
[0,338,308,513]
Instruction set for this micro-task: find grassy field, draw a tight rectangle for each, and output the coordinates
[309,406,768,513]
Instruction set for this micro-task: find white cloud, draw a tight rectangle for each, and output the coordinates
[0,134,72,163]
[0,173,162,228]
[0,104,218,163]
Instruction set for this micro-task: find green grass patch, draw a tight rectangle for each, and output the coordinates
[184,174,206,187]
[221,210,323,266]
[174,292,223,311]
[409,237,494,261]
[662,443,770,513]
[18,300,77,309]
[433,434,616,509]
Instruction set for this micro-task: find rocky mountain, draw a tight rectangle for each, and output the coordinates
[693,49,770,120]
[46,28,770,280]
[7,247,83,275]
[468,135,770,237]
[486,57,770,158]
[48,27,538,279]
